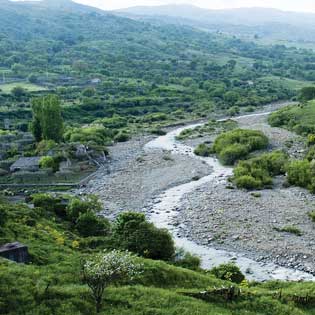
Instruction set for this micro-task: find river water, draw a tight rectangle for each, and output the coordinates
[144,112,315,282]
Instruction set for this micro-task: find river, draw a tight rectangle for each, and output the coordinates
[144,111,315,282]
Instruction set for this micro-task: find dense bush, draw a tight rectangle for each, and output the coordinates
[76,211,110,237]
[213,129,269,165]
[233,151,288,190]
[66,195,102,222]
[287,160,315,192]
[194,143,214,157]
[112,212,175,261]
[114,131,130,142]
[173,249,201,271]
[39,156,60,172]
[268,102,315,136]
[0,205,8,227]
[210,263,245,284]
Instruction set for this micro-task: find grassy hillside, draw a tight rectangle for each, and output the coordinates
[268,101,315,135]
[1,196,315,315]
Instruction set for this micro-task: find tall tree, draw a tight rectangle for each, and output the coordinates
[30,95,64,143]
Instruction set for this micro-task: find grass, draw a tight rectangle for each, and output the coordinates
[260,76,309,90]
[268,101,315,135]
[274,225,303,236]
[308,211,315,222]
[1,200,315,315]
[0,82,47,93]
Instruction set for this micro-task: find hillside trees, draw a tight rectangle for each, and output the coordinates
[82,250,141,313]
[30,95,64,142]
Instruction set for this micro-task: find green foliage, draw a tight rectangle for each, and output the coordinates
[82,250,141,313]
[233,151,288,189]
[112,212,175,261]
[268,102,315,135]
[194,143,214,157]
[0,205,8,227]
[76,212,110,237]
[308,211,315,222]
[114,131,130,142]
[274,226,303,236]
[210,263,245,284]
[64,125,111,146]
[287,160,315,192]
[213,129,269,165]
[66,195,102,223]
[31,95,64,143]
[39,156,60,172]
[173,249,201,271]
[11,86,26,100]
[298,86,315,102]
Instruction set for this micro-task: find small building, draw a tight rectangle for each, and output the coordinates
[10,157,41,173]
[0,242,29,263]
[90,78,101,85]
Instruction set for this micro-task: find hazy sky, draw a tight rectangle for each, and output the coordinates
[74,0,315,13]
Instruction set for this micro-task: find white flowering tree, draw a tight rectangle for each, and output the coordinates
[82,250,141,313]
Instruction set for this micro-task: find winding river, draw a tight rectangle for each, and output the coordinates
[145,111,315,282]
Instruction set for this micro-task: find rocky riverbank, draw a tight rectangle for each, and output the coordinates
[76,133,212,218]
[176,109,315,275]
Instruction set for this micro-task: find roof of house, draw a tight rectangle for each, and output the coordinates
[0,242,27,253]
[10,157,40,169]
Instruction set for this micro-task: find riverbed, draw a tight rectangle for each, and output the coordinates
[145,111,315,281]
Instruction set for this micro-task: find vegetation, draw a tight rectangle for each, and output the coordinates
[82,250,141,313]
[194,143,214,157]
[210,263,245,284]
[233,151,288,189]
[1,195,315,315]
[274,226,303,236]
[212,129,269,165]
[268,101,315,135]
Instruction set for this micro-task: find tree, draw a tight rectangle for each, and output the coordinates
[31,95,64,142]
[11,86,26,100]
[76,211,110,237]
[112,212,175,260]
[82,250,140,313]
[66,195,102,223]
[298,86,315,102]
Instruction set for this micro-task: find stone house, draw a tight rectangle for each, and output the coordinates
[10,157,41,173]
[0,242,29,263]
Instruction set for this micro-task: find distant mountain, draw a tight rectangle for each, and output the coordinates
[115,5,315,43]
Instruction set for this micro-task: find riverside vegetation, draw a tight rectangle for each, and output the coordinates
[2,195,315,315]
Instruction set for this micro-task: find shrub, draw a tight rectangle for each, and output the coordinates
[219,143,249,165]
[76,211,110,237]
[274,226,302,236]
[287,160,311,188]
[233,151,288,190]
[114,131,130,142]
[32,193,59,212]
[194,143,214,157]
[308,211,315,222]
[112,212,175,261]
[210,263,245,284]
[213,129,268,165]
[0,205,8,227]
[173,249,201,271]
[235,175,262,189]
[39,156,60,172]
[150,128,166,136]
[66,195,102,222]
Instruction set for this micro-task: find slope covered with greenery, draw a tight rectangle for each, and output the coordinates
[1,196,315,315]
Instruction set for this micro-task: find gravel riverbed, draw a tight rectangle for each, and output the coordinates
[77,101,315,276]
